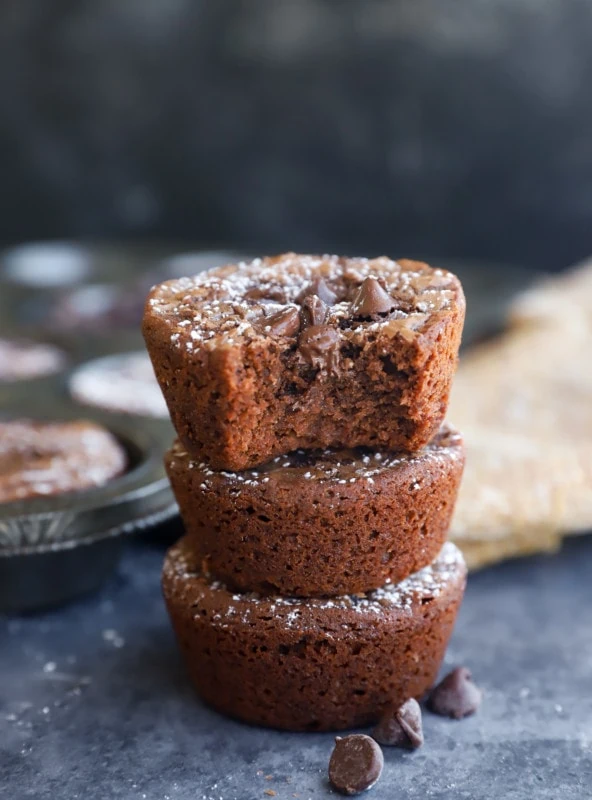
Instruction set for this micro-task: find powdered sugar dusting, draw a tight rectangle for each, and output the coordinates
[147,254,459,353]
[165,542,465,626]
[168,425,463,488]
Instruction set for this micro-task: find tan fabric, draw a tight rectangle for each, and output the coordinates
[449,258,592,568]
[455,531,561,571]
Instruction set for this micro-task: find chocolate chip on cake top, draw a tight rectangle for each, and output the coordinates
[144,253,465,470]
[148,253,460,357]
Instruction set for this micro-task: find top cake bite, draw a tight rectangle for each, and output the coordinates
[143,253,465,470]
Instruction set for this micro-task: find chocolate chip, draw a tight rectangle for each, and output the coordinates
[350,277,395,318]
[427,667,482,719]
[300,294,328,327]
[302,277,337,306]
[298,325,340,374]
[245,286,287,303]
[328,734,384,796]
[372,698,423,749]
[262,306,301,337]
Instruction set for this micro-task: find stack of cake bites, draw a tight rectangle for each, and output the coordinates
[143,253,467,732]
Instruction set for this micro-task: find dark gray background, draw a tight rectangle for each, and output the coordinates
[2,0,592,269]
[2,6,592,796]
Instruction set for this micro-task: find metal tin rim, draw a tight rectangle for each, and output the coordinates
[0,412,177,556]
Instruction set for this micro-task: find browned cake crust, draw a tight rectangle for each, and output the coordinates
[162,537,467,731]
[166,425,464,596]
[144,254,465,470]
[0,420,127,503]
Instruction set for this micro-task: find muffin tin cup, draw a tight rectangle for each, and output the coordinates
[0,244,250,612]
[0,401,177,611]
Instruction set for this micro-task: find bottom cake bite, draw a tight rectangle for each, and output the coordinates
[162,537,467,732]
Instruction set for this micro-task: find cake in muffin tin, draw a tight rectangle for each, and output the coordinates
[0,420,127,504]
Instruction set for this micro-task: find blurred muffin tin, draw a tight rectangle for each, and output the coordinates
[0,397,177,611]
[0,337,67,383]
[0,243,249,610]
[0,241,248,335]
[0,242,204,611]
[0,242,535,611]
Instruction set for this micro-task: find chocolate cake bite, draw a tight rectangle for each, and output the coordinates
[162,537,467,731]
[165,425,464,596]
[0,420,127,503]
[143,253,465,470]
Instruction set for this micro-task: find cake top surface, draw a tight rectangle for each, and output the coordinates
[0,419,127,503]
[168,424,463,489]
[165,540,466,624]
[146,253,464,354]
[0,338,66,382]
[69,352,168,419]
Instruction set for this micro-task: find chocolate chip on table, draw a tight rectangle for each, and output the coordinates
[262,306,301,337]
[302,276,338,306]
[329,734,384,796]
[427,667,482,719]
[350,276,395,318]
[301,294,328,327]
[372,698,423,749]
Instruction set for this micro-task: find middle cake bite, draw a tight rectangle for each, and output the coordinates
[166,424,464,596]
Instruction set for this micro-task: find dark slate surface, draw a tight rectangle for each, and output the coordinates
[2,534,591,800]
